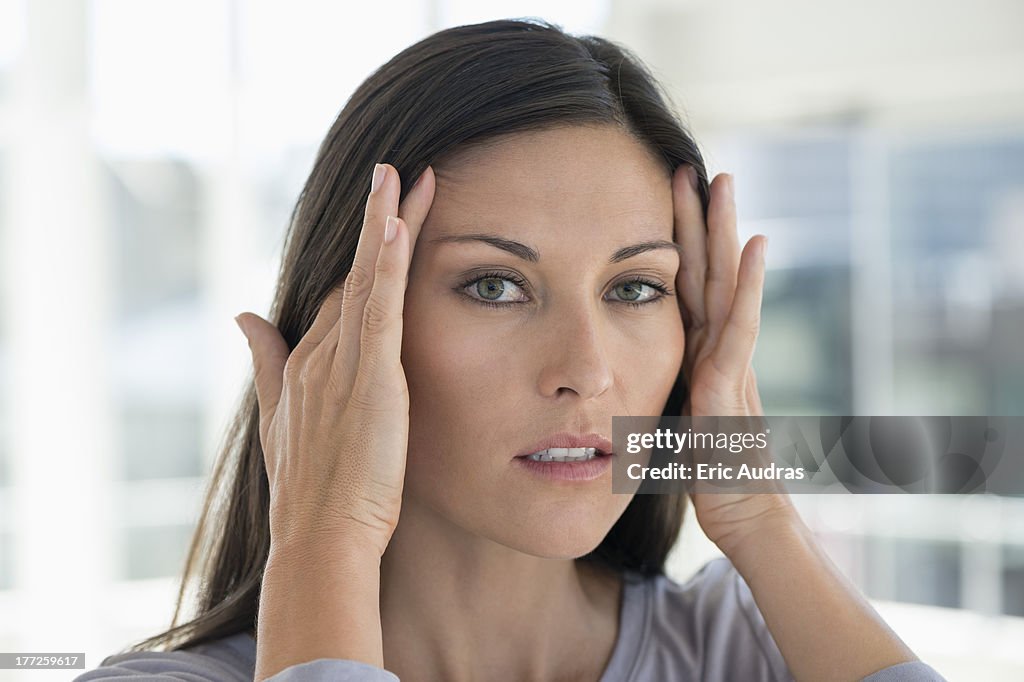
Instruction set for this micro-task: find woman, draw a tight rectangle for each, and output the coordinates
[76,18,946,682]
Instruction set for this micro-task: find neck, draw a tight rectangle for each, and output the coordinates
[377,498,622,682]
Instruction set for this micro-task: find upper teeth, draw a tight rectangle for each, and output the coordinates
[528,447,599,462]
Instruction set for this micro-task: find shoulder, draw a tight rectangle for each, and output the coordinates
[74,631,257,681]
[627,556,795,682]
[633,558,948,682]
[73,632,400,682]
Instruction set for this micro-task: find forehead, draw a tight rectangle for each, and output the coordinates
[420,125,674,250]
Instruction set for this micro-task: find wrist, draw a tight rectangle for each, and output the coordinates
[257,534,385,679]
[716,510,921,681]
[268,530,384,574]
[717,507,814,577]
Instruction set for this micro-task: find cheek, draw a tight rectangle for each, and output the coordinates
[400,300,513,482]
[403,312,504,408]
[613,309,686,412]
[662,315,686,407]
[665,313,686,377]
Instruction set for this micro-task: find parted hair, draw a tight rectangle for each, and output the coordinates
[127,16,711,654]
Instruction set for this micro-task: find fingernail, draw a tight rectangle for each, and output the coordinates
[412,167,428,190]
[760,236,768,263]
[234,314,249,338]
[727,174,736,200]
[686,166,699,191]
[371,163,387,193]
[384,215,398,244]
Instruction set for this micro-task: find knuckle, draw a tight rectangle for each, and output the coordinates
[296,360,317,387]
[323,369,348,397]
[344,265,373,300]
[346,391,377,414]
[361,294,393,335]
[347,384,390,414]
[374,246,399,277]
[350,363,408,411]
[733,318,759,340]
[283,353,306,384]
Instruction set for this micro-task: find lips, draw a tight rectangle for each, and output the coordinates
[515,432,614,458]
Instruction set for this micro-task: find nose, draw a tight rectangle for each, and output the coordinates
[535,304,615,400]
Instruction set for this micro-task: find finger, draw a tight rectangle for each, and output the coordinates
[325,163,401,393]
[335,164,431,394]
[397,165,436,270]
[711,236,767,383]
[291,282,347,362]
[705,174,740,334]
[673,164,708,329]
[351,213,410,402]
[235,312,291,426]
[745,367,764,416]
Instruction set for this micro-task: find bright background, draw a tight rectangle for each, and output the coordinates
[0,1,1022,680]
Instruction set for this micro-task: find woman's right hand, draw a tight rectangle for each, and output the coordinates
[235,162,436,561]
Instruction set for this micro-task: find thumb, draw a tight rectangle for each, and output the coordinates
[235,313,289,424]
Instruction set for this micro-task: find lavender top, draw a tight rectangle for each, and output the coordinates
[74,557,946,681]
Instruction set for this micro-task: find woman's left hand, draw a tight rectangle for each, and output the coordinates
[671,166,798,559]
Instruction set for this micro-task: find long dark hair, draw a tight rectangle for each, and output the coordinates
[127,16,710,654]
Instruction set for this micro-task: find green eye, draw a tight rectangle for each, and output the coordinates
[612,280,656,303]
[475,277,509,301]
[602,278,667,307]
[456,271,672,310]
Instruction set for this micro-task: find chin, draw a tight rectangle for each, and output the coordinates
[501,533,608,560]
[487,513,617,560]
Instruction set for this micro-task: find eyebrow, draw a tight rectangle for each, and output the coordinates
[428,233,684,264]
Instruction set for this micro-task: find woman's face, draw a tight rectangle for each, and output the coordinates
[401,124,684,558]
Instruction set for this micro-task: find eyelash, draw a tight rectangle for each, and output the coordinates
[455,270,673,310]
